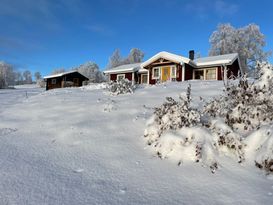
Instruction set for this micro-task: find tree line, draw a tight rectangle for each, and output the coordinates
[0,62,42,88]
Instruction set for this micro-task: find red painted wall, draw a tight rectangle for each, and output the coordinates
[184,64,193,80]
[110,73,133,81]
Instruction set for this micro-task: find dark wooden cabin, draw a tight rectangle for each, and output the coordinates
[44,70,89,90]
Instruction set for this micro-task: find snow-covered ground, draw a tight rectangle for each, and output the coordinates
[0,82,272,205]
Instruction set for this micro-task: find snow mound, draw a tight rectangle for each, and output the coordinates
[152,127,218,172]
[81,83,107,90]
[244,126,273,173]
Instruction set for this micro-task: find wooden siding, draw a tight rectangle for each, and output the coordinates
[184,64,193,81]
[110,72,133,81]
[177,64,182,81]
[217,66,223,80]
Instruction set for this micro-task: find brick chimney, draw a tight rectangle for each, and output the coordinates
[189,50,194,60]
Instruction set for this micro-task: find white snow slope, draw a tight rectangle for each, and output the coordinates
[0,82,273,205]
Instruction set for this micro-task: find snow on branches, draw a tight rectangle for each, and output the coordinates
[107,79,136,95]
[145,62,273,174]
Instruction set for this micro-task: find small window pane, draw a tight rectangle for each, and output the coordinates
[206,69,216,80]
[171,66,176,78]
[153,68,159,78]
[117,75,125,81]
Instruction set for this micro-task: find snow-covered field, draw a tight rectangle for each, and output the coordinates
[0,82,272,205]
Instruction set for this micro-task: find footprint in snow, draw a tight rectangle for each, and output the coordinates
[0,128,17,136]
[73,169,84,173]
[70,141,82,146]
[119,187,127,195]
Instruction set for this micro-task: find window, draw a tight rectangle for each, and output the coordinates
[194,70,204,80]
[117,74,125,81]
[171,66,176,78]
[152,67,160,79]
[206,68,217,80]
[51,79,56,84]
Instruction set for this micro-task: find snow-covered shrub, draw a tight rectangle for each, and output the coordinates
[144,62,273,173]
[204,62,273,135]
[37,79,46,88]
[144,85,220,172]
[107,79,136,95]
[210,119,245,163]
[244,126,273,173]
[152,127,219,173]
[144,85,201,145]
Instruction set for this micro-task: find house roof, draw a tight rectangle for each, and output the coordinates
[141,51,191,68]
[44,70,88,79]
[103,63,141,74]
[102,52,240,74]
[194,53,239,67]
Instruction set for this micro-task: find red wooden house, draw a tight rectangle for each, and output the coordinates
[104,51,242,85]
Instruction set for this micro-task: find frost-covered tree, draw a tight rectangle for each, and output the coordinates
[76,62,105,83]
[34,71,41,81]
[23,70,32,84]
[106,48,145,69]
[127,48,144,64]
[14,71,23,85]
[0,62,16,88]
[107,49,123,69]
[209,23,271,74]
[51,68,65,75]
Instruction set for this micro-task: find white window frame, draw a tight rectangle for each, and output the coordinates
[117,74,125,81]
[205,67,217,80]
[152,67,160,79]
[171,65,177,78]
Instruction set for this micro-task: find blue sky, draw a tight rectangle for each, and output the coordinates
[0,0,272,76]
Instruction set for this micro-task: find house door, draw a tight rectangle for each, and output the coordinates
[141,74,148,84]
[161,67,170,82]
[73,78,79,86]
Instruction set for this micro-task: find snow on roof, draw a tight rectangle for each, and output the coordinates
[44,70,80,79]
[103,63,141,74]
[141,51,191,68]
[194,53,238,67]
[138,68,148,73]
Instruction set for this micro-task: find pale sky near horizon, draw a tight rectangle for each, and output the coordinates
[0,0,272,76]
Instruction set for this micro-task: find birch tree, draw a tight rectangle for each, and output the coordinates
[209,23,271,74]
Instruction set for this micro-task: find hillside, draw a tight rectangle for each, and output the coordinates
[0,82,272,205]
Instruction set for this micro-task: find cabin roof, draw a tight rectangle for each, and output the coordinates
[194,53,239,67]
[44,70,88,79]
[103,63,141,74]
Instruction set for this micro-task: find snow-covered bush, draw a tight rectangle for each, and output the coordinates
[144,85,200,145]
[204,62,273,135]
[152,127,219,173]
[244,126,273,174]
[144,62,273,173]
[107,79,136,95]
[209,119,245,163]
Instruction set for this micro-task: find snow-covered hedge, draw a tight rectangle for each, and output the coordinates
[144,62,273,174]
[107,79,136,95]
